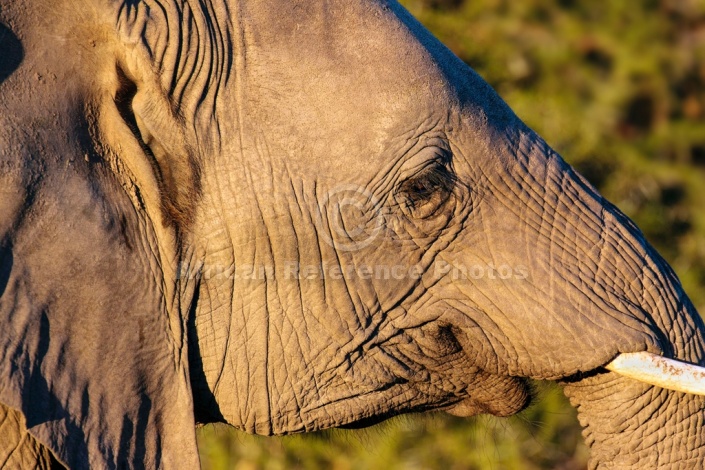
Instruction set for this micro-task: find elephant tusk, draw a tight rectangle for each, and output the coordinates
[605,352,705,396]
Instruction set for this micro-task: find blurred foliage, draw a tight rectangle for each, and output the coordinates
[198,1,705,468]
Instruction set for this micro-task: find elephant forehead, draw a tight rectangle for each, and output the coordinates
[234,1,460,171]
[248,0,451,92]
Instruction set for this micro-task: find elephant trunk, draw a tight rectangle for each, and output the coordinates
[557,156,705,468]
[558,206,705,467]
[563,369,705,469]
[473,132,705,467]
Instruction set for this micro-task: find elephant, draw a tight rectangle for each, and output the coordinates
[1,0,705,468]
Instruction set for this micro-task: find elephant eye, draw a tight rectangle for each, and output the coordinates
[397,162,456,219]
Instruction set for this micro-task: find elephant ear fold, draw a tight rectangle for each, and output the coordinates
[0,167,200,468]
[112,62,201,229]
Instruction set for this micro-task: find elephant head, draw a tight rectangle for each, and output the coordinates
[1,0,704,468]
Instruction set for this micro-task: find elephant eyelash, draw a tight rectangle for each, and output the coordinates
[397,163,456,217]
[400,163,456,200]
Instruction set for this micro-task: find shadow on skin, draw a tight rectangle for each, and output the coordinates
[187,281,227,424]
[0,242,11,297]
[0,23,23,85]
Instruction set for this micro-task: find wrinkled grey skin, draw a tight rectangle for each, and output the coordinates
[1,1,704,469]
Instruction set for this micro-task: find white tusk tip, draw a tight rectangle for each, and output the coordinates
[605,351,705,396]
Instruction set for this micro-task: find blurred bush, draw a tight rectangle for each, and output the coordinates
[199,1,705,468]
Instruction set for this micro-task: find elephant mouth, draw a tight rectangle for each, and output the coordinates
[334,374,532,431]
[337,412,401,429]
[444,375,533,418]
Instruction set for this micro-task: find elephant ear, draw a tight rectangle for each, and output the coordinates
[0,143,200,467]
[0,3,208,467]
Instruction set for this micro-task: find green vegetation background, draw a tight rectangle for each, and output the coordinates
[197,1,705,468]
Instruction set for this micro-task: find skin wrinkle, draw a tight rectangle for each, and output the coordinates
[476,184,568,346]
[260,179,329,428]
[368,127,450,200]
[506,152,601,245]
[487,165,644,316]
[465,198,526,361]
[579,216,648,293]
[548,234,633,324]
[204,280,233,414]
[180,5,202,111]
[298,275,357,359]
[581,230,642,312]
[256,216,274,435]
[569,379,703,468]
[200,95,247,417]
[282,177,310,335]
[332,211,369,331]
[157,2,180,84]
[516,171,601,257]
[602,237,676,346]
[441,298,513,372]
[476,200,640,370]
[192,3,214,107]
[196,0,227,152]
[278,320,308,418]
[321,221,370,335]
[562,201,632,289]
[202,312,228,399]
